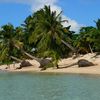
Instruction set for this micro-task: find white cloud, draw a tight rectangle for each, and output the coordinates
[0,0,82,32]
[30,0,82,32]
[62,16,82,32]
[31,0,61,13]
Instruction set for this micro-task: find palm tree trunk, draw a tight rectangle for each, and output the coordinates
[22,50,40,61]
[22,50,52,68]
[89,44,93,53]
[15,45,51,68]
[10,56,22,62]
[61,40,76,52]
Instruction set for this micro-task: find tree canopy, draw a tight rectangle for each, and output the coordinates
[0,5,100,68]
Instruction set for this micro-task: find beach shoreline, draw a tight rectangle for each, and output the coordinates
[0,53,100,75]
[4,65,100,75]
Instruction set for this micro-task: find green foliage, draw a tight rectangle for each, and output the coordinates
[95,19,100,30]
[1,5,100,68]
[0,24,24,63]
[74,27,95,53]
[23,5,73,66]
[74,19,100,53]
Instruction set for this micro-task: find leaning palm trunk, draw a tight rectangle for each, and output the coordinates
[22,50,52,68]
[21,40,76,68]
[89,44,93,53]
[10,56,22,62]
[61,40,76,52]
[22,50,40,61]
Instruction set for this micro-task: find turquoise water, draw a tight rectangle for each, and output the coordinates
[0,72,100,100]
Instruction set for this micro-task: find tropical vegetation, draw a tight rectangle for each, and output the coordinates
[0,5,100,69]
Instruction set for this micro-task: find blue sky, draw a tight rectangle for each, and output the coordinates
[0,0,100,32]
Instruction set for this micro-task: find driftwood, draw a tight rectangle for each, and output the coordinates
[78,59,94,67]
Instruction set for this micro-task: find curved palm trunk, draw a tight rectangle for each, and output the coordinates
[22,50,51,68]
[10,56,22,62]
[61,40,76,52]
[21,40,76,68]
[22,50,40,61]
[14,45,51,68]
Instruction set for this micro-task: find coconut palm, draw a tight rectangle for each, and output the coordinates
[95,19,100,30]
[74,26,99,54]
[27,5,75,67]
[0,24,23,63]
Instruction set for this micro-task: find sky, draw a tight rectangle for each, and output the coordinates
[0,0,100,32]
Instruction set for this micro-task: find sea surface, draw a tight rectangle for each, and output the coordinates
[0,72,100,100]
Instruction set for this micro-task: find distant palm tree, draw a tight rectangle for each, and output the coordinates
[95,19,100,30]
[75,26,97,53]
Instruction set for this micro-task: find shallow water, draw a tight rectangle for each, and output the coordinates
[0,72,100,100]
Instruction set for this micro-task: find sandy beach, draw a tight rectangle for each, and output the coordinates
[0,53,100,75]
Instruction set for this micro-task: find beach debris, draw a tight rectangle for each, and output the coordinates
[78,59,94,67]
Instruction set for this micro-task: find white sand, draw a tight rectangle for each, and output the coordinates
[0,53,100,75]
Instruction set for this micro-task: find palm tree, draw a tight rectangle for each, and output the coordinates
[0,24,23,63]
[22,15,38,54]
[74,26,97,54]
[93,19,100,51]
[27,5,75,68]
[95,19,100,30]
